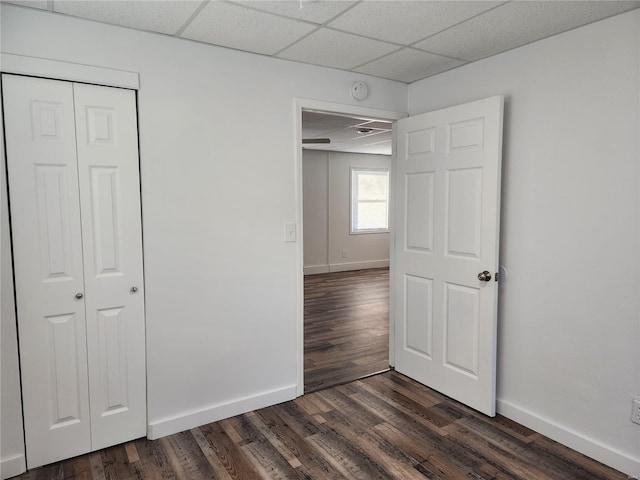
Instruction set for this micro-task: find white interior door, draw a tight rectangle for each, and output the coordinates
[3,74,92,467]
[74,83,146,450]
[3,74,146,468]
[393,96,503,416]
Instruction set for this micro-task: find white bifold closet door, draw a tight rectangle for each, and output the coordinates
[2,74,146,469]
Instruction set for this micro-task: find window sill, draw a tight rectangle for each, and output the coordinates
[350,230,390,235]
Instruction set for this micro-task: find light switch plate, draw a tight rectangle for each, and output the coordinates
[285,222,296,243]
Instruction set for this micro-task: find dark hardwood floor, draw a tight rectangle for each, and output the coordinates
[14,268,630,479]
[17,371,629,479]
[304,268,390,393]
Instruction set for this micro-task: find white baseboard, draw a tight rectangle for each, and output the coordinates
[304,265,330,275]
[497,399,640,478]
[329,260,389,273]
[1,453,26,480]
[147,384,297,440]
[304,260,390,275]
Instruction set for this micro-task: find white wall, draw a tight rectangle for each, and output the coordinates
[0,105,26,479]
[0,2,407,461]
[303,150,391,274]
[302,150,329,271]
[409,10,640,476]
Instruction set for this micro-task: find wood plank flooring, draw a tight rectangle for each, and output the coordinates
[304,268,389,392]
[16,371,629,479]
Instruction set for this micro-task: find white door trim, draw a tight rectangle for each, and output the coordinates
[0,53,139,90]
[293,97,406,396]
[3,74,147,468]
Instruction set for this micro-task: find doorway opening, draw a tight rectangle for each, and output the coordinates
[304,267,390,392]
[296,101,406,394]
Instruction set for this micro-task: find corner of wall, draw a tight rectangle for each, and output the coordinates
[497,399,640,478]
[147,384,297,440]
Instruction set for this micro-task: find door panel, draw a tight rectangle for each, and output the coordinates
[96,306,128,414]
[444,282,480,376]
[446,168,482,258]
[47,312,84,426]
[394,96,503,416]
[73,83,146,450]
[35,165,77,280]
[89,166,122,275]
[2,74,92,468]
[405,274,433,357]
[406,172,434,251]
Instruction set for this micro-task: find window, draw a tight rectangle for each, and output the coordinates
[351,168,390,234]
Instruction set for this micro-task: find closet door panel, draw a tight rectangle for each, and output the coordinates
[73,83,146,449]
[2,74,91,468]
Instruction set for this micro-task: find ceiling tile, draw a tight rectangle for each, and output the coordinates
[415,1,640,62]
[277,28,398,69]
[359,120,393,130]
[303,111,388,128]
[351,141,392,155]
[230,1,355,24]
[53,1,203,35]
[302,110,392,154]
[327,1,503,45]
[3,0,48,10]
[181,1,316,55]
[355,48,465,83]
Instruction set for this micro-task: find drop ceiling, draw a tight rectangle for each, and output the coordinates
[6,0,638,156]
[302,111,393,155]
[4,0,639,84]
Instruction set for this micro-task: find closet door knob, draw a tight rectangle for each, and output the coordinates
[75,293,84,299]
[130,286,138,293]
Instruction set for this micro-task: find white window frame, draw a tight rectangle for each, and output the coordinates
[350,167,390,235]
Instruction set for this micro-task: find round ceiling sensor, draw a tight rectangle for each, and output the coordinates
[357,128,373,134]
[351,81,368,101]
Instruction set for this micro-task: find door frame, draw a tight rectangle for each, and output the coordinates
[1,53,139,90]
[293,97,406,396]
[1,56,143,476]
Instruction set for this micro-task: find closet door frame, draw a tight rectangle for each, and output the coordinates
[1,59,145,470]
[1,53,140,90]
